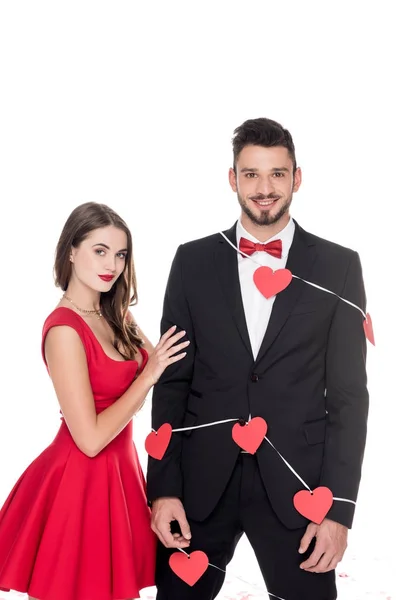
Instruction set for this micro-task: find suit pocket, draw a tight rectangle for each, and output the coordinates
[181,410,198,437]
[303,417,326,445]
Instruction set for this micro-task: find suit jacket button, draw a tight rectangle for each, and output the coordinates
[250,373,259,382]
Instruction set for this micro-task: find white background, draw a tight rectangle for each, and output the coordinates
[0,2,398,599]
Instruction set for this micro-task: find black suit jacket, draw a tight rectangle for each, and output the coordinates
[146,220,369,529]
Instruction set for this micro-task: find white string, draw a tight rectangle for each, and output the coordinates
[291,275,366,318]
[177,548,226,573]
[173,418,239,433]
[264,437,356,505]
[218,231,367,319]
[263,436,311,491]
[151,418,239,434]
[332,496,356,506]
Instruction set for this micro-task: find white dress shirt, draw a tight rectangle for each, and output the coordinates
[236,217,295,359]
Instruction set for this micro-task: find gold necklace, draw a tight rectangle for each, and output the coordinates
[63,294,102,319]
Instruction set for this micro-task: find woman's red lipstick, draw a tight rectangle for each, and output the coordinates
[98,274,114,282]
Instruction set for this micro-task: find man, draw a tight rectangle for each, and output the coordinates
[147,118,369,600]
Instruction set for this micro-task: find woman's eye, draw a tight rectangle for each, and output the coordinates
[95,249,105,256]
[117,253,127,260]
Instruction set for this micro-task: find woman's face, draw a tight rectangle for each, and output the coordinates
[70,226,128,292]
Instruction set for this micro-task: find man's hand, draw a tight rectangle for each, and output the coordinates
[298,518,348,573]
[151,497,192,548]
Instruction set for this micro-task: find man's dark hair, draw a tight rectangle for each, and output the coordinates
[232,118,297,173]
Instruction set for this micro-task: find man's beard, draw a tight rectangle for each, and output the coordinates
[238,192,292,226]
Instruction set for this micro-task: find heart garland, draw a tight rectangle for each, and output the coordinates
[253,265,375,344]
[219,231,375,346]
[145,418,268,459]
[293,487,334,524]
[144,423,172,460]
[148,416,350,588]
[363,312,375,346]
[232,417,267,454]
[145,417,338,524]
[169,550,209,586]
[253,266,292,299]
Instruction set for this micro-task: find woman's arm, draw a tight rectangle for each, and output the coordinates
[45,326,153,458]
[45,323,188,459]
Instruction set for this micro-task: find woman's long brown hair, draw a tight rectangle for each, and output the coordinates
[54,202,142,360]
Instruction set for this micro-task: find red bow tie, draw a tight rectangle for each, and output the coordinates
[239,237,282,259]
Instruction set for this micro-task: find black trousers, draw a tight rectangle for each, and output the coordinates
[155,454,337,600]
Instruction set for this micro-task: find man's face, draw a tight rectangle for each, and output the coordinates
[229,145,302,227]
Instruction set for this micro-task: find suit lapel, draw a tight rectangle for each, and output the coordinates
[214,223,253,358]
[254,221,317,366]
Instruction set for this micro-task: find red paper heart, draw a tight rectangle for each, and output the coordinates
[363,313,375,346]
[253,266,293,299]
[169,550,209,586]
[293,486,334,524]
[145,423,172,460]
[232,417,268,454]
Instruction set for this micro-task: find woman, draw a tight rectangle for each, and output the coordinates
[0,202,189,600]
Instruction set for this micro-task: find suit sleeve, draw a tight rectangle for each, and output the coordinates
[321,251,369,528]
[146,244,195,503]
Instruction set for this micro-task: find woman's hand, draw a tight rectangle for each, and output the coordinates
[140,326,190,386]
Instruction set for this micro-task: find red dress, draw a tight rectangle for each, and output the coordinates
[0,307,156,600]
